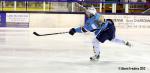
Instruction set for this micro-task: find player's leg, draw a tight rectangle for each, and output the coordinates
[111,36,131,47]
[90,31,109,61]
[90,38,101,61]
[105,21,131,47]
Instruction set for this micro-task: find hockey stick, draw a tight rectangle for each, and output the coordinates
[33,32,69,36]
[75,2,87,11]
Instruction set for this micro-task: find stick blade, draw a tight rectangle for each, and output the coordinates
[33,32,41,36]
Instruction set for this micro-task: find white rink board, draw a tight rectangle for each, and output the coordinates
[29,14,150,28]
[4,13,150,28]
[29,14,85,28]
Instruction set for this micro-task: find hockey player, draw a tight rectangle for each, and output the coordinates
[68,7,131,61]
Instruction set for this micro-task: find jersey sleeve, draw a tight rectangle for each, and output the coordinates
[75,23,98,33]
[75,14,103,33]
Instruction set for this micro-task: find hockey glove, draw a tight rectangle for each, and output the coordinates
[69,28,76,35]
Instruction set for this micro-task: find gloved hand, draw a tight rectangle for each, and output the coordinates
[69,28,76,35]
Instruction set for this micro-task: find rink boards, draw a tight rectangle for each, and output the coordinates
[0,12,150,28]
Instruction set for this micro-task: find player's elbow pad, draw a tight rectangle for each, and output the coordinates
[81,27,87,32]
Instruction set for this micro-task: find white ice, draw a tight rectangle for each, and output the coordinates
[0,28,150,73]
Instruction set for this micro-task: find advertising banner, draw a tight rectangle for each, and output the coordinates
[104,15,150,28]
[6,13,29,28]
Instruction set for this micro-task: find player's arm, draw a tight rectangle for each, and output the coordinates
[69,23,98,35]
[68,25,88,36]
[68,15,104,35]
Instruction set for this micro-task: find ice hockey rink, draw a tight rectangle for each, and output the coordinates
[0,28,150,73]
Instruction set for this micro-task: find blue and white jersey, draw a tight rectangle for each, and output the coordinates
[75,13,108,35]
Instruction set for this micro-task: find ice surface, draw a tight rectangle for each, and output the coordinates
[0,28,150,73]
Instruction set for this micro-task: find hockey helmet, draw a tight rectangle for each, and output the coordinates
[86,6,97,16]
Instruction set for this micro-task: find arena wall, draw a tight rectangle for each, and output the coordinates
[0,12,150,28]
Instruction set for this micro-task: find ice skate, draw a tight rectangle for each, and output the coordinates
[90,54,100,61]
[125,41,132,47]
[90,46,100,61]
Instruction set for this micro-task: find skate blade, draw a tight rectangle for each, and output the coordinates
[90,58,99,62]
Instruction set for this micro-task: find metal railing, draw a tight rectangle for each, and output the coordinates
[0,1,149,14]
